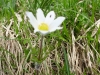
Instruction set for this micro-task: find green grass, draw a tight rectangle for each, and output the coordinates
[0,0,100,75]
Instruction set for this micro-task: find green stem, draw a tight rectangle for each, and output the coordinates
[36,35,44,75]
[38,35,43,61]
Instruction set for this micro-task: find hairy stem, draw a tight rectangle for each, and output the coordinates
[36,35,44,75]
[38,35,43,61]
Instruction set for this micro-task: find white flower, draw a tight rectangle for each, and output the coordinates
[25,8,65,35]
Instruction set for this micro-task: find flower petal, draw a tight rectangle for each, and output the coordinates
[36,8,45,24]
[37,30,49,35]
[45,11,55,25]
[39,31,49,35]
[34,29,39,33]
[49,17,65,32]
[49,27,63,32]
[56,27,63,29]
[26,11,38,29]
[34,29,49,35]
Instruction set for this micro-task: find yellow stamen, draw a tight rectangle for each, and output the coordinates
[38,23,49,31]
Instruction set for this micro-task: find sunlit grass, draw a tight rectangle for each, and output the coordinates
[0,0,100,75]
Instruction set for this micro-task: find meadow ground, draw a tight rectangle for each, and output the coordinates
[0,0,100,75]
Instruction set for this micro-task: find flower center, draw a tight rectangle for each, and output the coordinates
[38,23,49,31]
